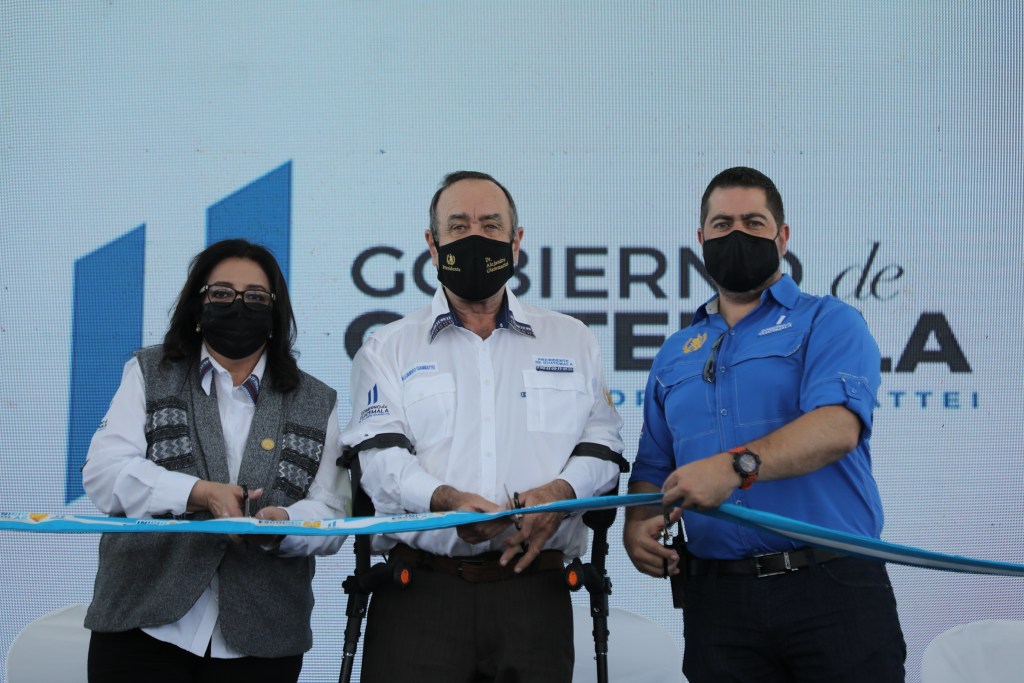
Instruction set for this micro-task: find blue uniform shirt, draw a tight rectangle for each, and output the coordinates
[630,275,886,560]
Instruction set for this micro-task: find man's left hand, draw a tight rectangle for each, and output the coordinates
[661,452,741,510]
[499,479,575,573]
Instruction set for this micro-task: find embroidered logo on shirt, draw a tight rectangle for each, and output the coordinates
[359,404,390,422]
[535,356,575,372]
[359,383,390,422]
[402,363,439,382]
[683,333,708,354]
[758,315,793,336]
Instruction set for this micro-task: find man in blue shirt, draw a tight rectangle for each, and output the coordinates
[624,167,905,682]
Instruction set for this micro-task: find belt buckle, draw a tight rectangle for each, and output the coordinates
[455,557,486,579]
[753,551,792,578]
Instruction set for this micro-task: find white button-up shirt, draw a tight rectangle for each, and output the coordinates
[83,347,349,658]
[341,287,624,558]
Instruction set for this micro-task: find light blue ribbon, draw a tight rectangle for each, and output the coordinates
[3,493,1023,577]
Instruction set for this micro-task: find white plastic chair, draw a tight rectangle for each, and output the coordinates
[921,619,1024,683]
[572,605,684,683]
[6,604,90,683]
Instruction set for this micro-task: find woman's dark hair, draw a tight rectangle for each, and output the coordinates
[162,239,301,392]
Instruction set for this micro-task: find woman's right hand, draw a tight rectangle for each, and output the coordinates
[186,480,264,518]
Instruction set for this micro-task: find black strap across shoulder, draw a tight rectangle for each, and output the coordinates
[338,433,415,468]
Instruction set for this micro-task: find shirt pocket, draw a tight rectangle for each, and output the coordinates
[403,373,456,449]
[730,330,805,427]
[522,370,590,435]
[656,360,717,446]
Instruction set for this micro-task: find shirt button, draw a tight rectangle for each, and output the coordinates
[484,451,493,458]
[729,329,736,336]
[483,379,492,386]
[719,366,726,373]
[720,409,728,416]
[483,416,492,422]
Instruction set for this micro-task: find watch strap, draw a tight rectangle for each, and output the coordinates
[729,446,761,490]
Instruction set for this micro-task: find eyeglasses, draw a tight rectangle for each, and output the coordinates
[702,333,726,383]
[200,285,275,311]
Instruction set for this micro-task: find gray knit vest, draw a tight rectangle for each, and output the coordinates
[85,347,337,658]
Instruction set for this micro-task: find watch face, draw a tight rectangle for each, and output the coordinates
[737,453,758,474]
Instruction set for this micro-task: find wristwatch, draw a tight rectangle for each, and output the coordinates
[729,447,761,490]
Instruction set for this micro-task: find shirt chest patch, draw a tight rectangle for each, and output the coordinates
[401,362,439,382]
[758,315,793,336]
[534,356,575,373]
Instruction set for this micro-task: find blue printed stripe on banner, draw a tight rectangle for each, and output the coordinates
[0,494,652,537]
[5,494,1024,577]
[702,504,1024,577]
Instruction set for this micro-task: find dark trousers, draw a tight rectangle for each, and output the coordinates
[681,557,906,683]
[360,566,574,683]
[88,629,303,683]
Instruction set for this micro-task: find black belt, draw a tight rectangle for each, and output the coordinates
[687,548,845,578]
[388,543,565,583]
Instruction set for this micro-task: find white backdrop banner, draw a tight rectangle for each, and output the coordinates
[2,3,1022,682]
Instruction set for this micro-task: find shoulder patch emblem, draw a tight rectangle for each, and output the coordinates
[682,332,708,354]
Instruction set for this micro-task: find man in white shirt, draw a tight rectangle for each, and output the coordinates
[342,171,625,682]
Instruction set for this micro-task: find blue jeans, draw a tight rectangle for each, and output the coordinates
[681,557,905,683]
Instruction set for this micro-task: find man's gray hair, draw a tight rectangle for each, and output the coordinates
[428,171,519,243]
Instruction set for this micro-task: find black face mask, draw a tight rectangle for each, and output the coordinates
[702,229,781,293]
[200,300,273,360]
[435,235,515,301]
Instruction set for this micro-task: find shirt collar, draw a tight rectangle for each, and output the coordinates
[692,274,799,325]
[428,287,535,343]
[199,345,267,404]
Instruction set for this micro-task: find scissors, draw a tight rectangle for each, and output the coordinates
[504,484,524,531]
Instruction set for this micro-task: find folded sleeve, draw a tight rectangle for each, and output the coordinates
[799,302,882,435]
[629,356,678,489]
[340,337,444,514]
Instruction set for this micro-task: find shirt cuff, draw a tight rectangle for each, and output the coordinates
[275,536,298,554]
[399,468,447,513]
[803,375,875,433]
[559,456,616,501]
[152,471,202,516]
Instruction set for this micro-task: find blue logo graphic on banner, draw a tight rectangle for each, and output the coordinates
[208,163,292,282]
[64,162,292,503]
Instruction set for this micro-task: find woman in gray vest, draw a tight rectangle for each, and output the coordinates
[82,239,351,682]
